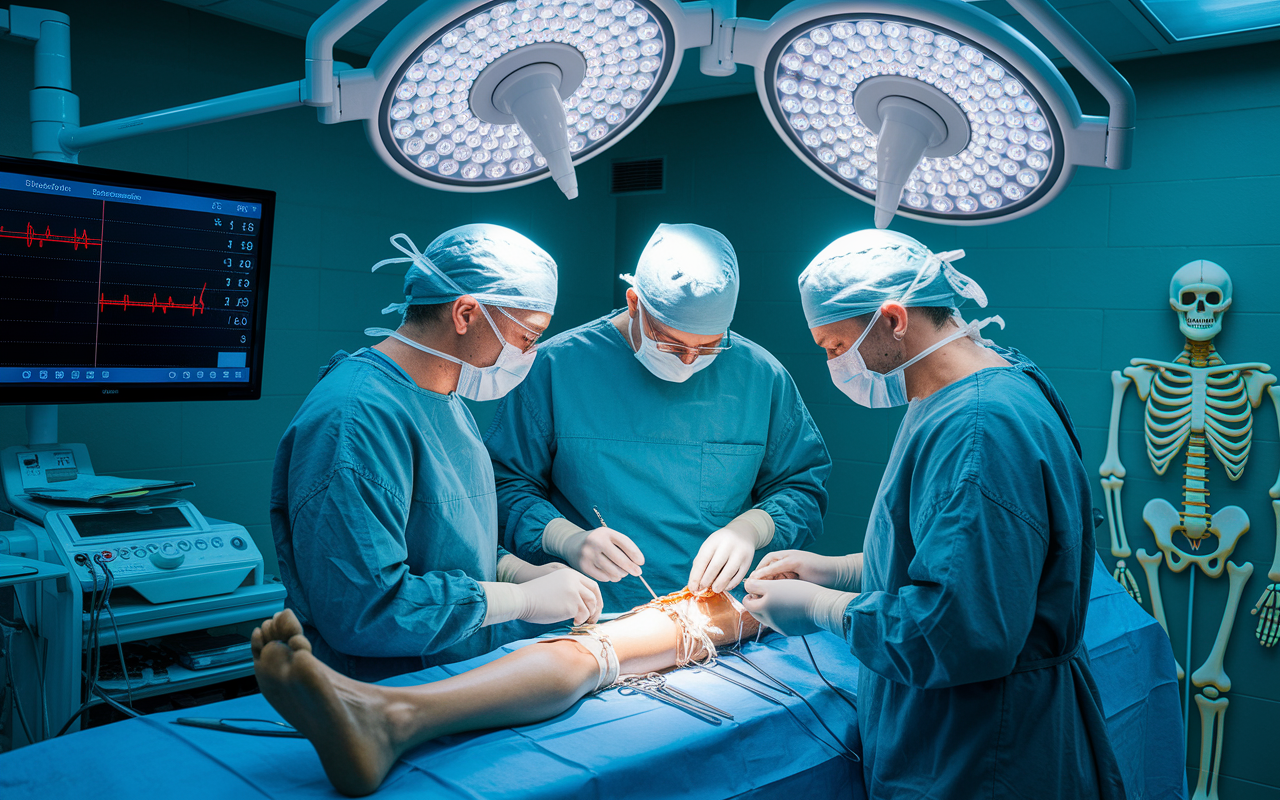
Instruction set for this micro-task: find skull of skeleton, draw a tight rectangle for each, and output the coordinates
[1169,260,1232,342]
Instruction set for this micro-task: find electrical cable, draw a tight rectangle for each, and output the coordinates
[91,685,142,719]
[4,627,36,745]
[720,646,860,762]
[95,557,134,709]
[11,587,51,739]
[801,635,857,714]
[57,555,116,737]
[104,603,134,709]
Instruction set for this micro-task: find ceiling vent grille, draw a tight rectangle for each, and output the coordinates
[610,158,664,195]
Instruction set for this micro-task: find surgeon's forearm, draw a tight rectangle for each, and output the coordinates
[728,508,775,549]
[812,588,858,638]
[542,517,587,561]
[837,553,863,593]
[479,581,523,626]
[756,488,825,552]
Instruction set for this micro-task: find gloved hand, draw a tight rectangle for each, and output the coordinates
[497,553,568,583]
[481,568,602,626]
[688,509,775,594]
[741,577,855,637]
[543,518,645,582]
[750,550,862,592]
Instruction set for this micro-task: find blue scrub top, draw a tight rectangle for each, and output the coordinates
[844,347,1125,800]
[485,312,832,610]
[270,348,541,682]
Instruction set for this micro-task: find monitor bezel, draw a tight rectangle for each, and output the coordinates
[0,155,276,406]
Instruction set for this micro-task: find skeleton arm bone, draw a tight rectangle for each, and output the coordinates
[1252,502,1280,647]
[1101,371,1134,557]
[1268,385,1280,500]
[1248,386,1280,646]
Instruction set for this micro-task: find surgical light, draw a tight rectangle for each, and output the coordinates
[8,0,1131,228]
[726,0,1132,227]
[347,0,713,199]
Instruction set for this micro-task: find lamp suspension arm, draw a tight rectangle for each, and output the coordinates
[17,0,389,156]
[694,0,739,76]
[305,0,388,107]
[60,81,305,153]
[1002,0,1135,169]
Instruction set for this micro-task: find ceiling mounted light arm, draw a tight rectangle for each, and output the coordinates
[24,0,395,158]
[1003,0,1134,169]
[306,0,389,109]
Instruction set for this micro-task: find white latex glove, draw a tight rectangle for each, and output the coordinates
[688,509,775,594]
[497,553,568,583]
[741,577,856,637]
[481,568,603,626]
[750,550,862,592]
[543,517,645,582]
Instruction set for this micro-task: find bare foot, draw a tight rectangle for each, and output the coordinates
[252,610,401,797]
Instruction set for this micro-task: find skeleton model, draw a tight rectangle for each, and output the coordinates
[1098,260,1280,800]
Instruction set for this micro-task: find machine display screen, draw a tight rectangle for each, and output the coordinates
[0,155,274,405]
[69,507,192,538]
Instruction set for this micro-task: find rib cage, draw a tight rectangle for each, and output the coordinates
[1143,350,1253,479]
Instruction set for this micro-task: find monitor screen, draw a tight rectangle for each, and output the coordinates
[0,156,275,405]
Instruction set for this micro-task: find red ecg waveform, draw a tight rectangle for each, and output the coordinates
[0,221,102,249]
[100,283,206,316]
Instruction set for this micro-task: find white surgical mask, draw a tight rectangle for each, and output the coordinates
[366,304,536,402]
[828,311,1001,408]
[827,248,1003,408]
[630,305,717,383]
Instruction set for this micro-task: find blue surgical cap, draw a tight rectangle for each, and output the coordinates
[797,229,988,329]
[373,224,558,316]
[620,223,739,336]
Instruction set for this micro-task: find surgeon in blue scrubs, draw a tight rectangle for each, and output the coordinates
[272,226,602,682]
[485,223,831,610]
[743,229,1125,799]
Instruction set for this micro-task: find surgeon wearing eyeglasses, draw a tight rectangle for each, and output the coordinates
[485,223,831,610]
[271,225,602,682]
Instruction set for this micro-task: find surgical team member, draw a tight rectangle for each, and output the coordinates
[743,230,1125,799]
[485,223,831,610]
[272,225,602,682]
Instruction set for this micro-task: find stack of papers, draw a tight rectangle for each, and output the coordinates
[27,475,195,504]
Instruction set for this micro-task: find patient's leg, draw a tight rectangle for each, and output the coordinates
[253,593,755,796]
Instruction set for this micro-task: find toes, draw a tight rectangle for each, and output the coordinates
[288,633,313,654]
[251,627,265,659]
[277,608,304,640]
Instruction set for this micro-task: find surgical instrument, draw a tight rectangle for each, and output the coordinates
[615,673,731,724]
[173,717,305,738]
[592,505,658,601]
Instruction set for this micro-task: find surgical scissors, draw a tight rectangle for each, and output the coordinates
[615,673,732,724]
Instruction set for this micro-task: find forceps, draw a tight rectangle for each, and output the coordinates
[616,673,733,724]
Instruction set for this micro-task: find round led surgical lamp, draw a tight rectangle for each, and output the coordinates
[352,0,708,199]
[725,0,1132,227]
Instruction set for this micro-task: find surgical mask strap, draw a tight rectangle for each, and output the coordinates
[363,327,465,368]
[886,314,1006,377]
[933,250,989,309]
[372,233,469,316]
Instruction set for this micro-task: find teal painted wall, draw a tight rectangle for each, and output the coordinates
[2,0,1278,795]
[601,42,1280,799]
[0,0,618,571]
